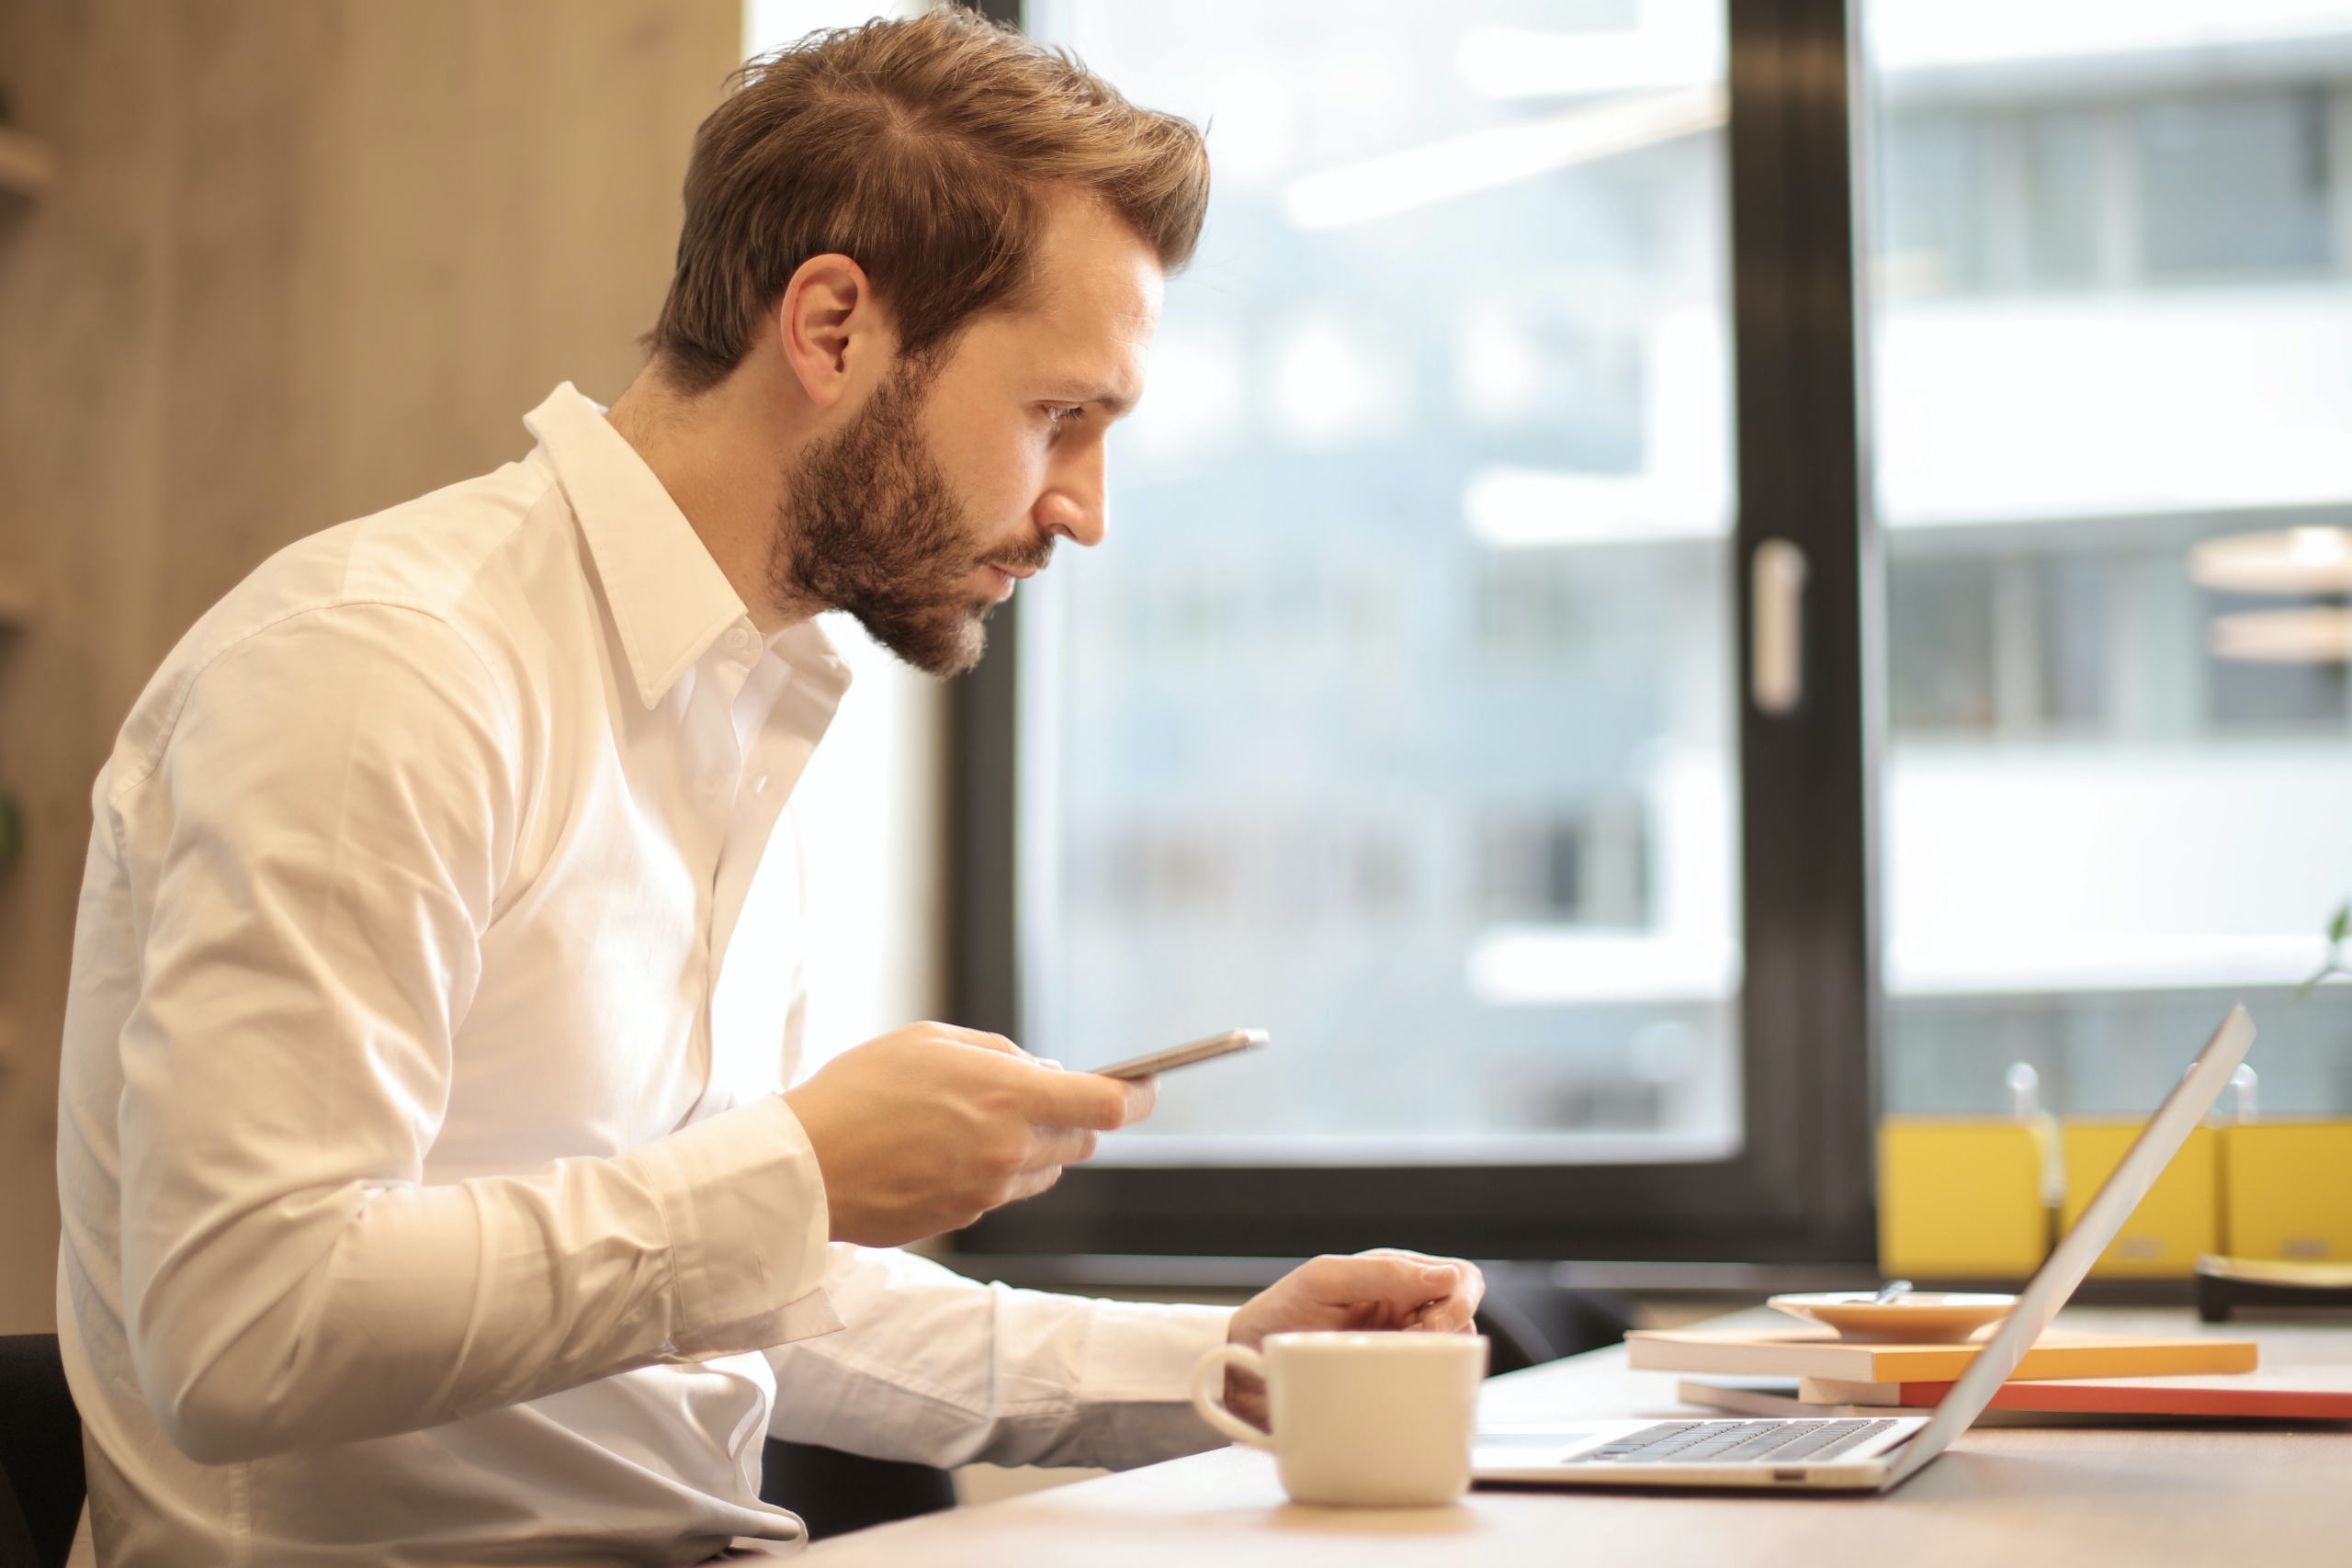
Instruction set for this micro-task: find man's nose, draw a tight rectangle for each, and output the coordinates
[1036,439,1109,547]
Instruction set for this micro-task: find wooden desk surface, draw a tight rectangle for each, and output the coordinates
[803,1308,2352,1566]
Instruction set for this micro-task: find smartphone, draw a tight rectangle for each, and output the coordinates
[1091,1028,1270,1080]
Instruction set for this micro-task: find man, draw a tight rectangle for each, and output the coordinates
[56,13,1482,1564]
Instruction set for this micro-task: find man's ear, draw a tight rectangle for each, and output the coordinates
[776,253,888,409]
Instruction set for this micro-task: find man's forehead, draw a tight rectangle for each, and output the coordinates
[1030,191,1162,307]
[983,200,1162,403]
[1021,312,1153,415]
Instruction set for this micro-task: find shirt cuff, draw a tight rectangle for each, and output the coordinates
[619,1095,842,1359]
[1077,1299,1235,1403]
[1075,1300,1237,1470]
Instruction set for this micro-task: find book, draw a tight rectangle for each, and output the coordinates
[1680,1370,2352,1422]
[1679,1379,2028,1423]
[1625,1327,2259,1382]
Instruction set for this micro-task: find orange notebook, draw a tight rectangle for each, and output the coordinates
[1625,1327,2258,1382]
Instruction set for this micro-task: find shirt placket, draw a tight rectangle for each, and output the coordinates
[709,634,836,978]
[686,626,761,958]
[689,624,847,1122]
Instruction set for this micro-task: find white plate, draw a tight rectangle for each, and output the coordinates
[1767,1291,2018,1344]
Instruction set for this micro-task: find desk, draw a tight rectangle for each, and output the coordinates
[803,1309,2352,1565]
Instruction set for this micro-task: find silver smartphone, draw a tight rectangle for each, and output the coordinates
[1091,1028,1270,1080]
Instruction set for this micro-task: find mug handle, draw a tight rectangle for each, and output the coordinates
[1190,1344,1274,1450]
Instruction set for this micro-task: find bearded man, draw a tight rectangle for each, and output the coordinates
[54,12,1481,1566]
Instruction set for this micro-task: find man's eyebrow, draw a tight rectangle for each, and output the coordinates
[1041,384,1137,417]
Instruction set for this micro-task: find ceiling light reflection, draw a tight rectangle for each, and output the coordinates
[1280,86,1724,231]
[2210,605,2352,662]
[2188,525,2352,594]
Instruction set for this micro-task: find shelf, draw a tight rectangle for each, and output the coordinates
[0,128,56,198]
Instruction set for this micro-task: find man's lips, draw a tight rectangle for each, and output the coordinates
[985,561,1039,600]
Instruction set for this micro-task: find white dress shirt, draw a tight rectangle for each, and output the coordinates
[55,384,1230,1566]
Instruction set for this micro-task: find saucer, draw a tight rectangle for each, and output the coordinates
[1766,1292,2018,1344]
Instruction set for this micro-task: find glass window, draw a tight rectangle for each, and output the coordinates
[1022,0,1741,1162]
[2140,89,2333,281]
[1865,0,2352,1119]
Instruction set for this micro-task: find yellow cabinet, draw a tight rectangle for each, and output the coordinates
[1878,1119,2051,1279]
[2220,1122,2352,1262]
[2059,1120,2218,1277]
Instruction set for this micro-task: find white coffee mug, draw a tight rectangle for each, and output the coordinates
[1190,1331,1487,1506]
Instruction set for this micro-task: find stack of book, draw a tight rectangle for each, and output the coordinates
[1626,1325,2352,1420]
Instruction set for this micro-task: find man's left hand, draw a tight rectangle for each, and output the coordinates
[1220,1250,1486,1430]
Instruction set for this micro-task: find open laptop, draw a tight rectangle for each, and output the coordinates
[1472,1003,2256,1493]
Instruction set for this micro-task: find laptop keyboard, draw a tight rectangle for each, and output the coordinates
[1577,1419,1899,1465]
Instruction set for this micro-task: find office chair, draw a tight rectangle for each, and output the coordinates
[759,1438,957,1540]
[1474,1271,1640,1374]
[0,1335,85,1568]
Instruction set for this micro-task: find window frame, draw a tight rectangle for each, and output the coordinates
[944,0,1883,1267]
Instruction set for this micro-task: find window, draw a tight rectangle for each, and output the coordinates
[1876,86,2342,299]
[1867,0,2352,1121]
[956,0,1875,1261]
[1012,0,1741,1167]
[946,0,2352,1267]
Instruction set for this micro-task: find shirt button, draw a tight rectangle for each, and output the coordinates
[724,625,753,655]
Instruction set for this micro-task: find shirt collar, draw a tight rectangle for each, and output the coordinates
[523,382,751,709]
[769,620,855,715]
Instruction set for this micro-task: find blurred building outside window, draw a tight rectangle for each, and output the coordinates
[751,0,2352,1164]
[1867,0,2352,1118]
[1024,0,1744,1164]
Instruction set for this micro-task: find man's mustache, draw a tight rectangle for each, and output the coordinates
[988,533,1057,575]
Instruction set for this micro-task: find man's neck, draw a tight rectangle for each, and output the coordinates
[604,357,823,636]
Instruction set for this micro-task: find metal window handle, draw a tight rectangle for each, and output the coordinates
[1751,537,1807,715]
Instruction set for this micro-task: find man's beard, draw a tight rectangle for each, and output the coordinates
[774,366,1052,678]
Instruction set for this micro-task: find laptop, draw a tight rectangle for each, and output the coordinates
[1472,1003,2256,1493]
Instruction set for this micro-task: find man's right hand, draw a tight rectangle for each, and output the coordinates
[781,1023,1155,1246]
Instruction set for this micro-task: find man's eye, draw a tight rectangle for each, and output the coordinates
[1046,405,1085,428]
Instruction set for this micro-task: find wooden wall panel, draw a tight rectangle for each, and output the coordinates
[0,0,742,1332]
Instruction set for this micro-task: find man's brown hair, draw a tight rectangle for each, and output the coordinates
[650,10,1210,393]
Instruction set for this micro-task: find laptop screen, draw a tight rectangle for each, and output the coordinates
[1881,1004,2256,1487]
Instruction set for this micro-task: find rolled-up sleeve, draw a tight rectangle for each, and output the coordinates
[765,1246,1233,1472]
[109,604,834,1465]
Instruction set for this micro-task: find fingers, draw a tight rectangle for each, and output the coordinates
[1023,1067,1157,1131]
[933,1023,1028,1057]
[1026,1123,1100,1170]
[1285,1252,1485,1334]
[1295,1251,1462,1308]
[909,1025,1153,1129]
[1402,1268,1482,1333]
[1364,1249,1485,1320]
[1003,1161,1068,1203]
[1407,1265,1485,1333]
[1227,1249,1488,1350]
[997,1122,1105,1202]
[802,1024,1147,1246]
